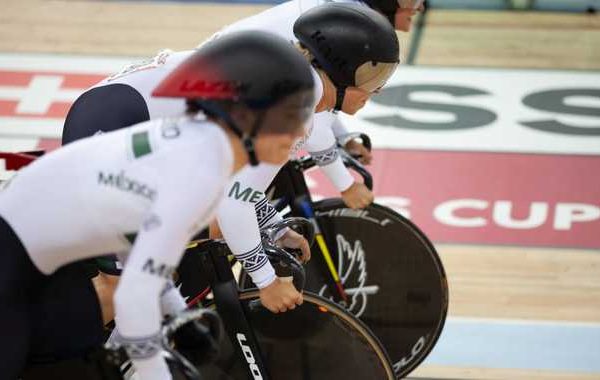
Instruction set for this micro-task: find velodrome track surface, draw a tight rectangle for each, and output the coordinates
[0,1,599,379]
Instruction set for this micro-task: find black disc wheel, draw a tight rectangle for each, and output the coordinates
[309,199,448,378]
[242,199,448,378]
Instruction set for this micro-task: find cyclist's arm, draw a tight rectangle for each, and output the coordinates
[113,152,227,380]
[255,196,283,230]
[216,164,282,288]
[302,113,354,192]
[160,280,187,317]
[330,114,350,138]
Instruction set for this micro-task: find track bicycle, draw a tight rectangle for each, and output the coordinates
[238,134,449,378]
[175,217,396,379]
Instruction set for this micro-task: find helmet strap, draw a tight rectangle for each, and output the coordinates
[192,99,243,136]
[242,136,259,166]
[244,109,266,167]
[333,86,346,114]
[191,99,266,167]
[192,99,256,165]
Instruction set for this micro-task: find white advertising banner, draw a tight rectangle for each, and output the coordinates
[342,66,600,155]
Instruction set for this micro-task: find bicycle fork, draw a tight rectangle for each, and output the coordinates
[295,198,349,306]
[281,160,350,306]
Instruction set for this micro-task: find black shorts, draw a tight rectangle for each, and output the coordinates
[62,83,150,145]
[0,216,104,379]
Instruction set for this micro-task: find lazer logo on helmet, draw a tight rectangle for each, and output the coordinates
[179,79,239,95]
[236,333,264,380]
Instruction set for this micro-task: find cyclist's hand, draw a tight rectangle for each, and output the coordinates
[277,228,311,263]
[341,181,374,209]
[259,278,303,313]
[345,139,373,165]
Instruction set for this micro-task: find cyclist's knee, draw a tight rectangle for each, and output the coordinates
[113,274,164,332]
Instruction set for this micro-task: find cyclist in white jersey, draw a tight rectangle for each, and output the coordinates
[58,3,400,326]
[193,1,423,301]
[0,31,315,380]
[212,2,401,293]
[201,0,424,209]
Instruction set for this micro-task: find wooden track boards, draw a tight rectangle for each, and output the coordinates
[2,1,599,70]
[0,0,268,56]
[417,10,600,69]
[438,245,600,322]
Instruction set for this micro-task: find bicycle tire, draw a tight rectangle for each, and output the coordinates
[241,199,448,378]
[197,290,395,380]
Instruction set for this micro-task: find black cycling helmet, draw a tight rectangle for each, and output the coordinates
[153,31,315,165]
[294,3,399,112]
[363,0,424,24]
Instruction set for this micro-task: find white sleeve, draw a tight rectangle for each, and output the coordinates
[303,112,354,192]
[160,280,187,317]
[255,196,283,229]
[330,114,350,138]
[216,163,282,288]
[113,152,225,380]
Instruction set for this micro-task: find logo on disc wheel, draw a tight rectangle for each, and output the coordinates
[319,234,380,317]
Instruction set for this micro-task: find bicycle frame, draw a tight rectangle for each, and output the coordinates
[276,160,349,304]
[272,136,373,305]
[193,240,272,380]
[188,237,396,380]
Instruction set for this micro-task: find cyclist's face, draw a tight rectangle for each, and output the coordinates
[254,133,299,165]
[341,87,372,115]
[254,91,314,164]
[386,0,424,31]
[394,7,421,31]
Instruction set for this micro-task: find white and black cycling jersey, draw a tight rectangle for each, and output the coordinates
[202,0,368,192]
[98,49,191,119]
[0,116,234,380]
[205,0,362,288]
[71,0,362,288]
[200,0,334,47]
[0,117,232,275]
